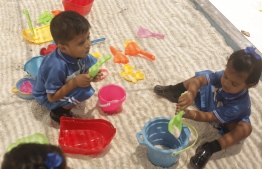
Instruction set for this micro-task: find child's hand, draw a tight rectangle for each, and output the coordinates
[92,70,103,82]
[74,74,93,87]
[177,92,194,110]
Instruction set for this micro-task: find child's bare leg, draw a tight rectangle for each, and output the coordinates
[218,121,252,149]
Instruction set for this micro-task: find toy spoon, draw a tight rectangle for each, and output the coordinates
[89,54,111,77]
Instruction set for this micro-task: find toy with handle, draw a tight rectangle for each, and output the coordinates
[125,42,155,60]
[22,10,39,40]
[89,54,112,77]
[168,110,184,136]
[110,46,129,64]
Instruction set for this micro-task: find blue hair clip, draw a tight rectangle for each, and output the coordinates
[45,153,62,169]
[244,46,261,60]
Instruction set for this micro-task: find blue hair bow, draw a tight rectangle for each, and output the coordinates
[45,153,63,169]
[244,46,261,60]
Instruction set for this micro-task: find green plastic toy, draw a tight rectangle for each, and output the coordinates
[168,110,184,136]
[22,10,35,37]
[89,54,112,77]
[6,133,49,152]
[168,93,185,136]
[38,11,54,25]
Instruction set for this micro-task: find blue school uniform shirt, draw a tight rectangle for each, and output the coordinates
[206,71,251,123]
[33,48,97,110]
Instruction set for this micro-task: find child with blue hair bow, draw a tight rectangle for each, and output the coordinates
[1,143,67,169]
[154,47,262,169]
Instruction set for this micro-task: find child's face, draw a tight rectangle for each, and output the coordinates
[61,31,90,59]
[221,61,249,94]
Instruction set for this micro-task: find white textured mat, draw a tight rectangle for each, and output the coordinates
[0,0,261,168]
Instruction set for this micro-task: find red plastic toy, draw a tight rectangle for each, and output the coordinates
[62,0,94,16]
[125,42,156,60]
[109,46,129,64]
[40,44,56,56]
[59,116,116,155]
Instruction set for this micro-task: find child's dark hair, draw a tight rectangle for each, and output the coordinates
[228,47,262,86]
[50,10,91,45]
[1,143,66,169]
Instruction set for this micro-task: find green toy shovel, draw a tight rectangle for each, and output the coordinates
[168,110,184,136]
[168,93,185,136]
[89,54,112,77]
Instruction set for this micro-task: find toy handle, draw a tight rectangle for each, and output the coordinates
[22,10,35,36]
[98,102,110,107]
[171,121,198,156]
[99,68,109,81]
[136,131,147,145]
[11,86,19,94]
[139,50,155,60]
[91,38,106,45]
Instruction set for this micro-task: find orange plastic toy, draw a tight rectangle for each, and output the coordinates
[125,42,155,60]
[109,46,129,64]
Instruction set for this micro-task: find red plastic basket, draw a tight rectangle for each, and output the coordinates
[62,0,94,16]
[59,116,116,155]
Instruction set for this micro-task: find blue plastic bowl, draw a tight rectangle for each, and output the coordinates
[11,78,35,100]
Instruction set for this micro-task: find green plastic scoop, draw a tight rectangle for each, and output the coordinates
[89,54,112,77]
[168,93,185,136]
[168,110,184,136]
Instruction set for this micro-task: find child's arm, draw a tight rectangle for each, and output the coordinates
[178,75,208,110]
[47,74,93,102]
[182,109,217,122]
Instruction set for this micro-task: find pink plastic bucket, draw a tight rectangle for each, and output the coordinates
[98,84,126,114]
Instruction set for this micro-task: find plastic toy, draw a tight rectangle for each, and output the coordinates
[98,84,126,114]
[91,37,106,45]
[110,46,129,64]
[88,54,112,77]
[51,10,62,16]
[6,133,49,152]
[90,52,101,58]
[11,56,44,100]
[137,26,165,39]
[20,80,33,94]
[38,11,54,25]
[11,78,35,99]
[40,44,57,56]
[125,42,156,60]
[168,110,184,137]
[22,10,52,44]
[59,116,116,155]
[120,64,145,83]
[62,0,94,16]
[136,117,198,167]
[168,93,185,137]
[124,40,136,48]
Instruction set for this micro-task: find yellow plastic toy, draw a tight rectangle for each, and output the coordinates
[22,10,52,44]
[91,52,101,58]
[120,64,145,83]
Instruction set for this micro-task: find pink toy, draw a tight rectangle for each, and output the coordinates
[20,80,33,94]
[137,26,165,39]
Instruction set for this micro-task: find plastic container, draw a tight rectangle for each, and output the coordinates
[11,56,44,100]
[11,78,35,99]
[98,84,126,114]
[136,117,191,168]
[62,0,94,16]
[24,56,44,78]
[59,116,116,155]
